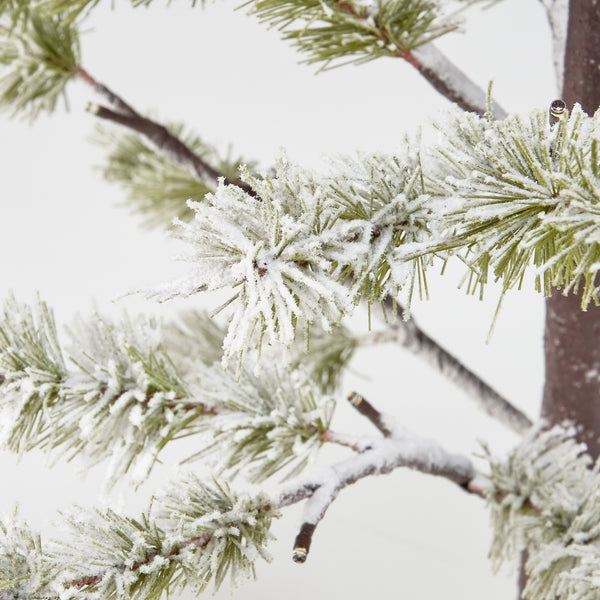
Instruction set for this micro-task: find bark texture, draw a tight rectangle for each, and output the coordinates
[542,0,600,459]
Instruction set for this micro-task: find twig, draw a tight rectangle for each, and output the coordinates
[75,66,257,197]
[86,103,257,197]
[408,44,508,119]
[77,67,139,118]
[347,391,392,437]
[366,302,533,436]
[278,428,481,563]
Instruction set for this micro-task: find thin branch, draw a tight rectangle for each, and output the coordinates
[278,425,483,563]
[86,103,258,197]
[77,67,139,118]
[74,67,257,197]
[366,302,533,436]
[407,43,508,119]
[347,391,393,437]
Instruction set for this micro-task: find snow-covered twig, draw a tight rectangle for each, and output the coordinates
[408,43,507,119]
[365,304,533,436]
[278,426,480,562]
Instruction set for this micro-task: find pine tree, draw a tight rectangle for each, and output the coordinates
[0,1,597,599]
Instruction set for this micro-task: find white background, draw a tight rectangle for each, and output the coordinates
[0,1,555,599]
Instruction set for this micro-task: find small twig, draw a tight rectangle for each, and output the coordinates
[347,391,393,437]
[86,103,257,197]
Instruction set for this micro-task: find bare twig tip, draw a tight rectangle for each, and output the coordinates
[549,99,567,126]
[292,547,308,563]
[347,391,362,406]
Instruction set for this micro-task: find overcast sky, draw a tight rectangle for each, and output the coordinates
[0,1,556,598]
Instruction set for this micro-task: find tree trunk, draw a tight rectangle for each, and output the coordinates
[542,0,600,459]
[518,3,600,598]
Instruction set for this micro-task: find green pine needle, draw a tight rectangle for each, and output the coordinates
[0,6,80,120]
[247,0,464,69]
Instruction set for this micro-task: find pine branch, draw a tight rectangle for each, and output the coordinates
[415,103,600,310]
[0,478,278,600]
[486,425,600,600]
[0,298,334,487]
[278,412,480,562]
[93,122,256,229]
[0,7,81,120]
[409,43,507,118]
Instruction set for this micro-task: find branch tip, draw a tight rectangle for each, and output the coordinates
[549,98,567,126]
[347,391,393,437]
[292,522,316,563]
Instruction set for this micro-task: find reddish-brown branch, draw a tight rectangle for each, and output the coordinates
[320,429,364,452]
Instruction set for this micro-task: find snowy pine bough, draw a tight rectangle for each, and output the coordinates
[1,1,600,599]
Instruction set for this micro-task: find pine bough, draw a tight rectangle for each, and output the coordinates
[3,2,600,600]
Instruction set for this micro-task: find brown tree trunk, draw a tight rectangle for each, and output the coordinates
[519,3,600,598]
[542,0,600,459]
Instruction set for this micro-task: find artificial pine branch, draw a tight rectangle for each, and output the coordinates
[0,478,278,600]
[247,0,465,69]
[279,408,480,562]
[0,5,80,119]
[0,297,334,487]
[486,425,600,600]
[86,103,257,197]
[418,103,600,309]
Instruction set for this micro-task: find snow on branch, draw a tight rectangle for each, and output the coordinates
[414,103,600,310]
[410,43,507,118]
[277,416,480,562]
[154,152,440,361]
[0,477,278,600]
[0,296,335,487]
[487,424,600,600]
